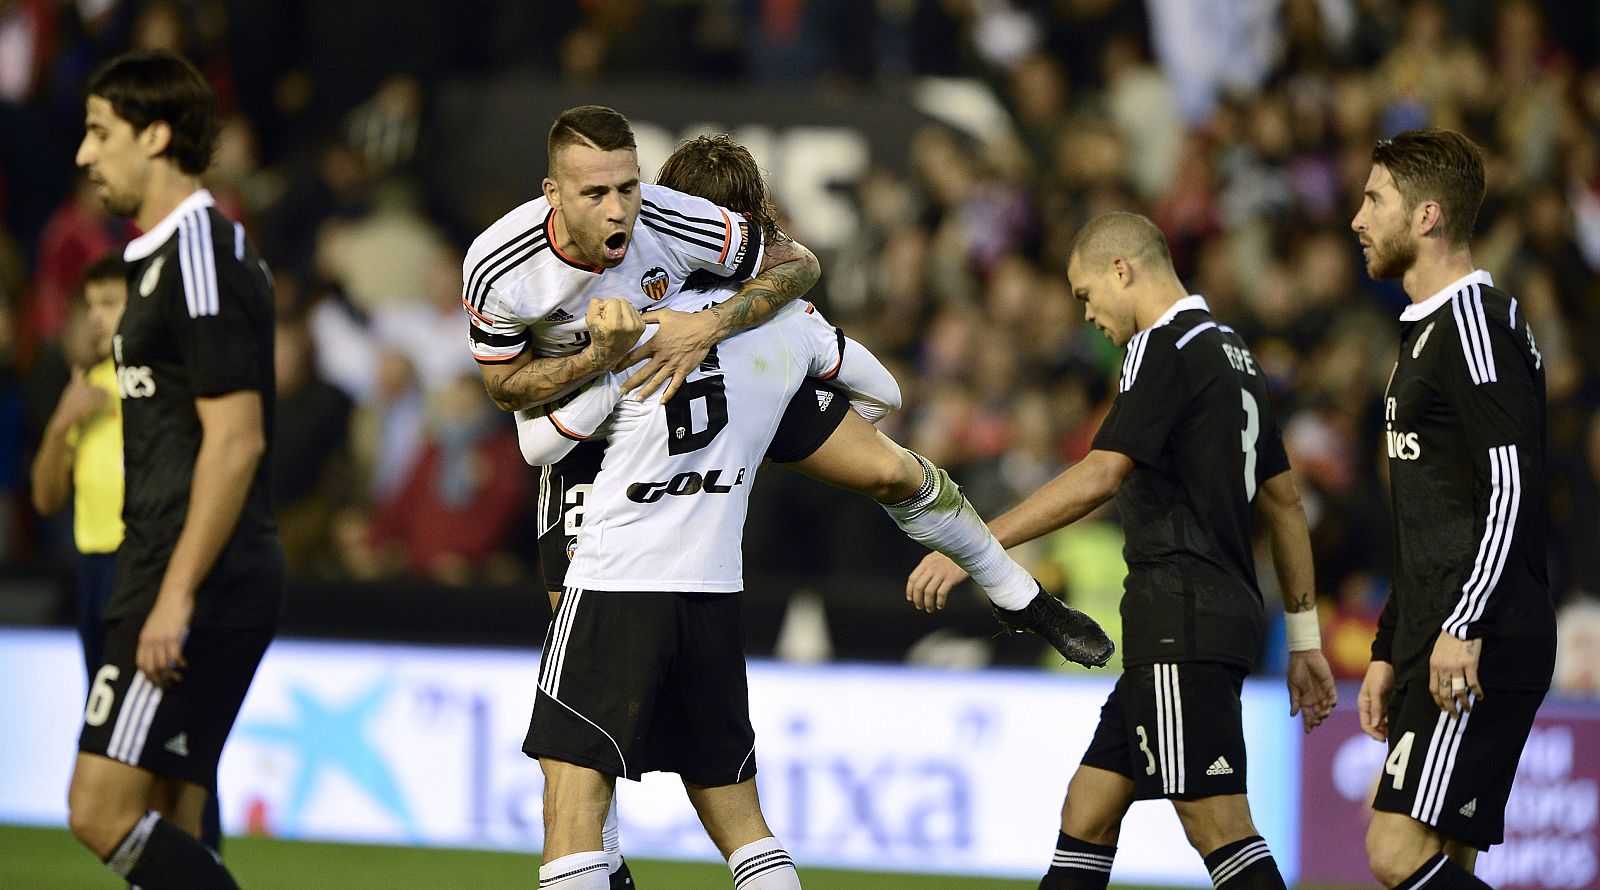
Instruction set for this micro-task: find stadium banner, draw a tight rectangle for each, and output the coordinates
[430,77,938,252]
[1299,684,1600,890]
[0,627,1299,883]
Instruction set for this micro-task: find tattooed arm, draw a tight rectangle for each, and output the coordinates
[703,236,820,339]
[1258,468,1338,732]
[621,236,821,402]
[478,298,645,412]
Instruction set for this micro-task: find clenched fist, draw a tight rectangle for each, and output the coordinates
[585,297,644,370]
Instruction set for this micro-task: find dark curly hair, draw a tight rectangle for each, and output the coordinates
[655,135,782,245]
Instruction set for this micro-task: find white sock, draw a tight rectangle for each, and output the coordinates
[602,795,623,873]
[539,851,610,889]
[728,836,801,890]
[881,454,1037,609]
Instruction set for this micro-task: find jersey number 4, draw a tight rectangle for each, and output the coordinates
[1385,730,1416,791]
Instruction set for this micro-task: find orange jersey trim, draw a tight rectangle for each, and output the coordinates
[547,411,588,441]
[717,209,733,265]
[462,298,495,326]
[473,351,521,364]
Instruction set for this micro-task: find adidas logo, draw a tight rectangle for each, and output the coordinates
[816,391,834,411]
[164,733,190,757]
[1205,756,1234,776]
[1459,799,1477,818]
[542,308,574,323]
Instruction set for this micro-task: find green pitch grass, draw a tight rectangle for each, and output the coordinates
[0,824,1041,889]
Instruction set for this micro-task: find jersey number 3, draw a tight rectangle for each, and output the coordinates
[1241,389,1260,501]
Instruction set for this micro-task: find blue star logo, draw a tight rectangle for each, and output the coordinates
[238,676,417,838]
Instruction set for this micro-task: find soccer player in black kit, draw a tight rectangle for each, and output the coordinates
[66,50,280,890]
[1352,129,1555,890]
[910,211,1338,890]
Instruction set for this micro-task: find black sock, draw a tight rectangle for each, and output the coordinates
[1203,836,1285,890]
[1039,831,1116,890]
[106,811,240,890]
[1395,854,1493,890]
[201,793,222,855]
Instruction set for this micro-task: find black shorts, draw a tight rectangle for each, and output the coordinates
[534,379,849,592]
[1371,679,1545,849]
[79,618,274,788]
[766,378,849,464]
[524,588,756,786]
[1081,662,1249,800]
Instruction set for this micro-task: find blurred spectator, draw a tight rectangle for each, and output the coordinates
[1553,596,1600,697]
[347,347,427,506]
[270,319,352,575]
[314,179,445,315]
[0,0,55,104]
[368,247,476,394]
[340,373,526,586]
[27,177,123,359]
[0,299,23,561]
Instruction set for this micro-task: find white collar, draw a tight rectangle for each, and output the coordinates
[1143,294,1210,333]
[1398,269,1494,321]
[123,189,216,262]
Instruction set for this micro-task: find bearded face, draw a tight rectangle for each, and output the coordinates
[1352,163,1420,281]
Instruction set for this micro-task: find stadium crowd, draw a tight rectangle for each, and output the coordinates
[0,0,1597,690]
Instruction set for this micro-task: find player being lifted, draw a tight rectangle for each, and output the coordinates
[67,50,281,890]
[526,133,1112,661]
[910,212,1338,890]
[468,111,1108,654]
[1351,129,1555,890]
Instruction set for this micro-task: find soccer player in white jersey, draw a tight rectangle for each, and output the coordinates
[463,105,821,414]
[522,294,869,890]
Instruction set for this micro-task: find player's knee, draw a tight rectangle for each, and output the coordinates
[862,447,923,503]
[1175,803,1255,855]
[1365,820,1431,888]
[67,798,129,859]
[1060,799,1121,846]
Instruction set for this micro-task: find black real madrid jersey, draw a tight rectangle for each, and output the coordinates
[1373,270,1555,691]
[110,190,281,628]
[1092,296,1290,671]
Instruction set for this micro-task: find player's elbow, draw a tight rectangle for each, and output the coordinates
[488,391,523,413]
[880,379,903,415]
[1081,450,1132,505]
[796,247,821,287]
[1258,470,1306,523]
[518,435,566,467]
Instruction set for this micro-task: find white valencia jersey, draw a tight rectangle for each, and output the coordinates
[462,183,763,376]
[557,301,844,592]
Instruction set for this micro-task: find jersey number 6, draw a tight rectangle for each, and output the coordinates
[666,374,729,455]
